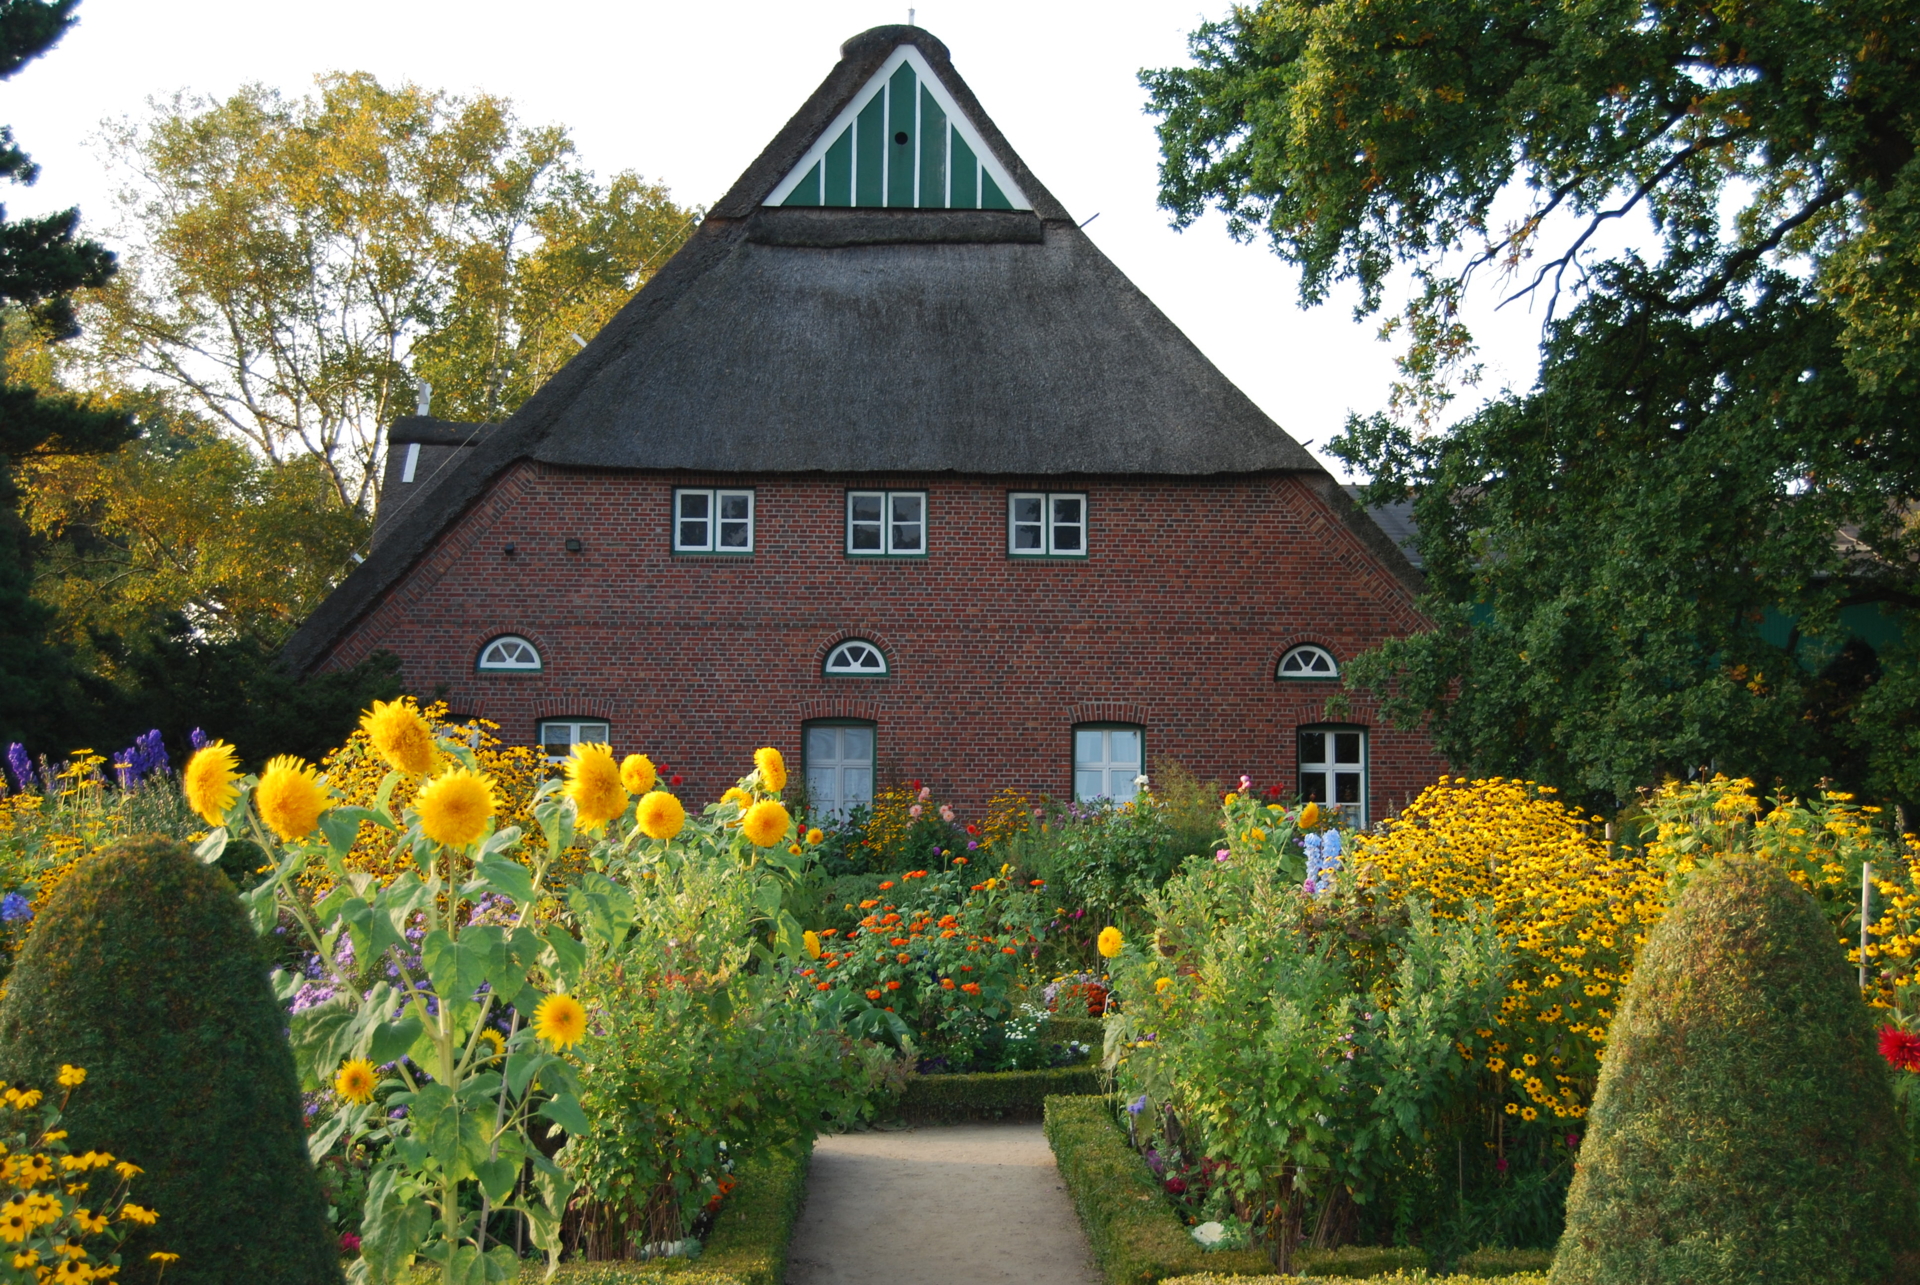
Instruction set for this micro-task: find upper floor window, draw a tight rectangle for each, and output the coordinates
[1009,493,1087,558]
[538,719,610,760]
[1299,727,1366,827]
[1279,644,1339,679]
[847,491,925,556]
[478,635,541,672]
[824,639,888,677]
[1074,724,1141,803]
[675,488,754,553]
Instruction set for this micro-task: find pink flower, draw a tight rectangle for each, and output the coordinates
[918,786,932,801]
[1239,775,1251,790]
[340,1232,363,1253]
[939,804,955,822]
[1215,849,1231,863]
[909,805,923,818]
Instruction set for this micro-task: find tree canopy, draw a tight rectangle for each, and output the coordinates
[1145,0,1920,809]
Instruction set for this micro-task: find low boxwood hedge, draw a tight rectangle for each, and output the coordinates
[1293,1247,1428,1278]
[901,1065,1102,1121]
[1043,1094,1270,1284]
[1456,1248,1555,1276]
[1161,1274,1548,1285]
[491,1140,810,1285]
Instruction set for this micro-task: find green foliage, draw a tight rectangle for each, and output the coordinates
[1017,792,1218,934]
[0,836,340,1285]
[1163,1274,1547,1285]
[1456,1248,1554,1277]
[899,1066,1101,1123]
[1291,1247,1428,1278]
[1144,0,1920,808]
[1045,1095,1272,1285]
[1552,856,1919,1285]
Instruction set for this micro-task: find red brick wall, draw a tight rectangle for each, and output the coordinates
[323,465,1448,822]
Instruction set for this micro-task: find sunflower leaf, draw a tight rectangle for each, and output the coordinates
[471,855,534,907]
[193,826,228,865]
[537,1093,589,1136]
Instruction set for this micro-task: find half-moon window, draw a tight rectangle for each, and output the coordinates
[478,635,542,672]
[1278,644,1338,679]
[824,639,888,677]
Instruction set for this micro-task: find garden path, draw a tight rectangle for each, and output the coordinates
[785,1122,1099,1285]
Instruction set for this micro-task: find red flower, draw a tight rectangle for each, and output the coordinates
[961,982,982,995]
[885,979,901,990]
[670,774,684,786]
[866,989,882,1001]
[1880,1025,1920,1072]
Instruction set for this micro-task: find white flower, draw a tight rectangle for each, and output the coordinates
[1134,774,1150,788]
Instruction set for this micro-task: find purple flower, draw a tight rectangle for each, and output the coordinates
[188,727,209,752]
[5,744,30,795]
[0,893,31,923]
[1126,1093,1148,1116]
[113,729,170,789]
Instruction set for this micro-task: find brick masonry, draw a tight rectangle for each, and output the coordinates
[322,464,1448,821]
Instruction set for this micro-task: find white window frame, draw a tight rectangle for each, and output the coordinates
[824,639,889,677]
[1278,644,1340,679]
[804,722,876,819]
[1073,724,1142,803]
[537,719,611,761]
[846,490,927,556]
[1298,726,1367,828]
[673,488,755,553]
[477,635,542,672]
[1008,492,1088,557]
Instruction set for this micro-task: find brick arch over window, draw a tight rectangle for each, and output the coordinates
[812,628,898,673]
[799,697,882,723]
[1067,701,1149,727]
[531,696,616,723]
[473,626,557,674]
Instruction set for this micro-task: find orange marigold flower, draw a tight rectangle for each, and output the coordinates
[865,989,882,1001]
[961,982,982,994]
[885,980,901,990]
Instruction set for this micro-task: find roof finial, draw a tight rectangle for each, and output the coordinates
[907,8,915,26]
[415,378,431,417]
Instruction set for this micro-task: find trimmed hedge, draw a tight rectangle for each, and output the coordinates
[1043,1015,1107,1047]
[496,1140,810,1285]
[1458,1248,1554,1276]
[1294,1247,1428,1277]
[1162,1274,1548,1285]
[1044,1094,1270,1284]
[901,1065,1101,1121]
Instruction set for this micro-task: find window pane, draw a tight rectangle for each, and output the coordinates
[1051,496,1084,552]
[719,493,750,521]
[806,767,838,810]
[678,492,710,520]
[1075,769,1107,799]
[677,491,710,549]
[1299,731,1327,765]
[1335,772,1362,804]
[843,726,874,760]
[1011,495,1043,551]
[806,726,837,761]
[849,494,882,551]
[580,723,609,743]
[1074,728,1104,766]
[850,523,882,551]
[719,520,750,548]
[890,493,923,551]
[1300,771,1328,802]
[843,767,873,809]
[1108,729,1141,770]
[1107,770,1138,802]
[849,495,882,523]
[1334,732,1362,764]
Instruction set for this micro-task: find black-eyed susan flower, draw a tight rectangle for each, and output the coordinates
[182,741,241,826]
[563,743,627,829]
[334,1059,378,1105]
[754,746,787,794]
[619,753,657,795]
[71,1209,106,1235]
[359,697,438,776]
[118,1203,157,1226]
[635,791,685,840]
[54,1066,84,1089]
[0,1204,31,1242]
[742,800,790,848]
[414,767,497,847]
[255,756,328,842]
[533,993,587,1050]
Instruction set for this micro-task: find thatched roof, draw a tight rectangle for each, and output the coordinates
[284,24,1412,674]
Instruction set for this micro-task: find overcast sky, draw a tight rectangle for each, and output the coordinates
[0,0,1564,478]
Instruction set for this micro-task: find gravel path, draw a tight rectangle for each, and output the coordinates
[784,1122,1100,1285]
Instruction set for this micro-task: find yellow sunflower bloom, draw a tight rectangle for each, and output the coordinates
[477,1028,506,1061]
[806,828,825,845]
[803,931,822,959]
[1154,977,1173,993]
[182,741,241,827]
[742,800,791,847]
[359,697,438,776]
[563,743,627,829]
[635,791,686,840]
[414,767,497,847]
[754,746,787,793]
[255,756,328,842]
[1298,801,1322,830]
[334,1058,378,1105]
[533,993,588,1050]
[721,787,752,813]
[1097,926,1124,958]
[619,753,657,795]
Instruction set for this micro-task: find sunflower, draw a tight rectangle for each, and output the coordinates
[563,743,627,829]
[255,756,328,842]
[803,930,822,959]
[334,1058,378,1105]
[476,1027,507,1061]
[1298,801,1322,830]
[742,800,791,847]
[533,993,588,1050]
[414,767,497,847]
[635,791,686,840]
[1097,926,1124,958]
[720,787,752,814]
[620,753,657,795]
[360,697,437,776]
[182,741,242,827]
[754,746,787,793]
[806,828,825,845]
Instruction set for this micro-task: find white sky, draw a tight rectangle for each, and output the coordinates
[0,0,1566,478]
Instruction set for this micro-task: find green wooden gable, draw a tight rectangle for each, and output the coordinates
[766,45,1030,210]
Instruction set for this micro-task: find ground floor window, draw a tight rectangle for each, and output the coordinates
[805,722,874,818]
[1298,726,1366,826]
[1074,724,1142,803]
[538,719,610,760]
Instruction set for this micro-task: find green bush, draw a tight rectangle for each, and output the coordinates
[1044,1094,1270,1284]
[1162,1274,1547,1285]
[1552,855,1920,1285]
[1457,1247,1553,1276]
[1294,1246,1428,1277]
[903,1067,1101,1122]
[0,835,339,1285]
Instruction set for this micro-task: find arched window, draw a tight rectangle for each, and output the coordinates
[1278,644,1338,679]
[824,639,888,677]
[478,635,542,672]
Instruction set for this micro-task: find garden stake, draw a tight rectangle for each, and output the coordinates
[1861,861,1873,990]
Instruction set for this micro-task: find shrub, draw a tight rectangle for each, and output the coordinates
[899,1066,1100,1122]
[0,835,340,1285]
[1162,1274,1547,1285]
[1551,855,1920,1285]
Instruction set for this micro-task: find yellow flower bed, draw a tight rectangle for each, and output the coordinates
[1352,776,1665,1120]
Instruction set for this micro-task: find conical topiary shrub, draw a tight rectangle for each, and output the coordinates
[1552,855,1920,1285]
[0,836,341,1285]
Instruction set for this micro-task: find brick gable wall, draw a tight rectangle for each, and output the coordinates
[322,464,1447,820]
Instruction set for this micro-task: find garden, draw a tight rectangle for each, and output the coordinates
[0,709,1915,1285]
